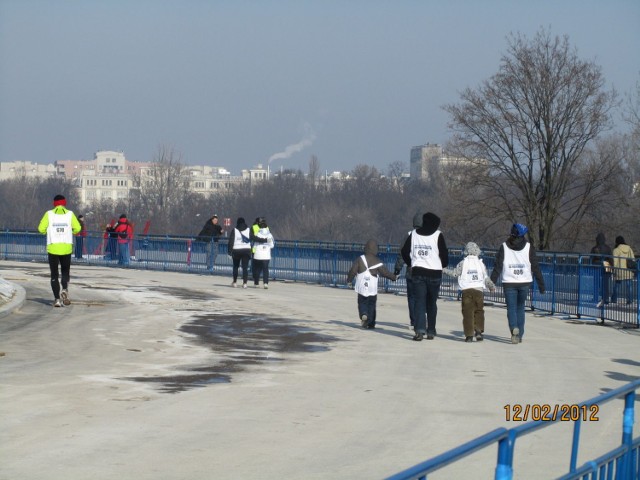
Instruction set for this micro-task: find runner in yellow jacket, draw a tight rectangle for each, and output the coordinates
[38,194,82,307]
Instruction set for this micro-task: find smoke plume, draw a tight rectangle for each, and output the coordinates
[268,123,316,164]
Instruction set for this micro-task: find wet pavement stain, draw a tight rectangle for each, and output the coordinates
[125,313,339,394]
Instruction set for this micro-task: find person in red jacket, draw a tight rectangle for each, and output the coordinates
[113,214,134,266]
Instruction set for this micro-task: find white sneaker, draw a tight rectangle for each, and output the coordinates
[242,283,248,289]
[231,282,237,288]
[264,284,269,289]
[511,327,520,344]
[60,289,71,306]
[53,299,62,307]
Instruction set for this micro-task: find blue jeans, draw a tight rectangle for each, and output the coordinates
[504,285,529,337]
[207,242,219,270]
[611,279,632,304]
[118,242,130,265]
[412,275,442,335]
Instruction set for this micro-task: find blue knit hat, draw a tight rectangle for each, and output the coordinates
[510,223,528,237]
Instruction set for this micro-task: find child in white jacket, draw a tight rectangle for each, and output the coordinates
[444,242,495,342]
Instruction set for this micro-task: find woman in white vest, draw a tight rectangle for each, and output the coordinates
[227,217,252,288]
[490,223,546,344]
[251,218,274,289]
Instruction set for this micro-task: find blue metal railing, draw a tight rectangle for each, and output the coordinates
[386,379,640,480]
[1,231,638,327]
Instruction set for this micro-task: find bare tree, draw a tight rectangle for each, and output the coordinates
[130,145,190,234]
[444,29,618,250]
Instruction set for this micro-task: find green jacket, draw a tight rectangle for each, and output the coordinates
[38,206,82,255]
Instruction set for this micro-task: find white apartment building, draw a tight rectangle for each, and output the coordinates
[0,151,271,205]
[0,160,57,180]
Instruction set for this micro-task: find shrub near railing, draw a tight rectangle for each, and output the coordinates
[1,231,638,327]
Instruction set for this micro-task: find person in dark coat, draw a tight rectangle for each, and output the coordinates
[400,212,449,341]
[227,217,252,288]
[196,214,223,270]
[394,212,423,330]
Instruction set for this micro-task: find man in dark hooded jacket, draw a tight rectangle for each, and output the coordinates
[196,214,223,270]
[394,212,423,330]
[347,239,397,329]
[590,233,612,307]
[401,212,449,341]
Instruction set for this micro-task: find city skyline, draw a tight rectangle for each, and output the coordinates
[1,0,639,175]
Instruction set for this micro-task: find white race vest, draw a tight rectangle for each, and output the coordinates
[46,211,73,246]
[354,255,383,297]
[253,228,273,260]
[232,227,251,251]
[458,255,486,290]
[410,230,442,270]
[501,242,533,283]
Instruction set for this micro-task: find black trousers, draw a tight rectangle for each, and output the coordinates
[48,253,71,299]
[253,259,270,285]
[232,251,251,283]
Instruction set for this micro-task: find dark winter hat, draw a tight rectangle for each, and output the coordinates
[422,212,441,230]
[212,214,218,218]
[119,214,127,220]
[511,223,528,237]
[412,212,423,228]
[615,236,625,246]
[53,194,66,207]
[236,217,245,226]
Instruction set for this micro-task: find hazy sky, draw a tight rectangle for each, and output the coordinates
[1,0,639,175]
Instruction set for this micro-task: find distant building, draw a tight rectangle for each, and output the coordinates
[0,160,57,180]
[410,143,443,181]
[410,143,481,181]
[0,150,272,204]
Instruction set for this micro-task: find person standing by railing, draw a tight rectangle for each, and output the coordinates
[114,214,134,266]
[37,194,82,307]
[74,214,86,260]
[196,214,223,271]
[490,223,545,344]
[611,236,635,305]
[591,233,613,308]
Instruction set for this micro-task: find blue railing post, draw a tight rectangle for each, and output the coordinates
[569,418,582,472]
[494,433,514,480]
[619,390,636,479]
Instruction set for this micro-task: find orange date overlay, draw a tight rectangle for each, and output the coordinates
[504,404,599,422]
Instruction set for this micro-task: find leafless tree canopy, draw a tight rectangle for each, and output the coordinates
[444,29,618,250]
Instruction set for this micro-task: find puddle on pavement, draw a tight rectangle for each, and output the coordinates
[125,313,339,394]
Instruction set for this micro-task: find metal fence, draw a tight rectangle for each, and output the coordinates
[385,379,640,480]
[1,231,638,327]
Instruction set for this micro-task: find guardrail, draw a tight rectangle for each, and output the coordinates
[386,379,640,479]
[1,231,638,327]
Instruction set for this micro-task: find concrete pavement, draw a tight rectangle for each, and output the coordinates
[0,260,638,479]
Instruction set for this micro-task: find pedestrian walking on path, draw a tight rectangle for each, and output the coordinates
[37,194,82,307]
